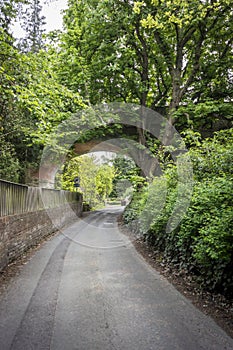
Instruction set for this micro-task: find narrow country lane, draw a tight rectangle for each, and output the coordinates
[0,207,232,350]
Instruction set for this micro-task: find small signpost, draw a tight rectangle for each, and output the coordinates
[74,177,80,189]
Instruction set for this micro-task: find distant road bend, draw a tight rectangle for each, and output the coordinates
[0,206,232,350]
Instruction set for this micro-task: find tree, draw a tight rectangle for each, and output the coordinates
[58,0,154,107]
[17,48,84,143]
[0,0,25,33]
[0,1,84,183]
[110,155,142,198]
[95,164,114,202]
[0,0,27,181]
[19,0,46,52]
[61,155,115,207]
[58,0,232,136]
[135,0,232,123]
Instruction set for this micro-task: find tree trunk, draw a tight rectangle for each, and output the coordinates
[163,68,182,145]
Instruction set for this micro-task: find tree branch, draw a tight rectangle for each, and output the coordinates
[220,38,233,59]
[154,30,174,77]
[180,33,204,98]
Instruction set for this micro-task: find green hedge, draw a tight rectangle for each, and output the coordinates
[123,129,233,297]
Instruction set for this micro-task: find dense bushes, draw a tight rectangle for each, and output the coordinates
[123,129,233,297]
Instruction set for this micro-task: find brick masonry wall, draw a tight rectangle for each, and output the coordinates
[0,202,82,271]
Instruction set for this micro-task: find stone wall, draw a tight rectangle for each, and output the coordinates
[0,201,82,271]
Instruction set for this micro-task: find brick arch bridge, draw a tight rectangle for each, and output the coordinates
[33,124,160,188]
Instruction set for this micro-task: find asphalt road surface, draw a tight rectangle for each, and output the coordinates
[0,206,233,350]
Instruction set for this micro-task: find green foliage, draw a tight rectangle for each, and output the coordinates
[96,164,115,201]
[177,176,233,294]
[174,101,233,134]
[124,129,233,296]
[60,156,80,192]
[123,186,148,233]
[0,139,20,181]
[0,0,232,297]
[0,0,26,32]
[0,26,25,181]
[77,156,98,207]
[0,30,85,182]
[1,0,232,184]
[110,155,142,199]
[17,50,85,146]
[59,0,232,133]
[61,155,114,208]
[188,129,233,180]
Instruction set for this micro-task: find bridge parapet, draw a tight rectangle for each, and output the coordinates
[0,179,80,216]
[0,180,82,271]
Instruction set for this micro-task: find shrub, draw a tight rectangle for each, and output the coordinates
[178,177,233,294]
[123,128,233,297]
